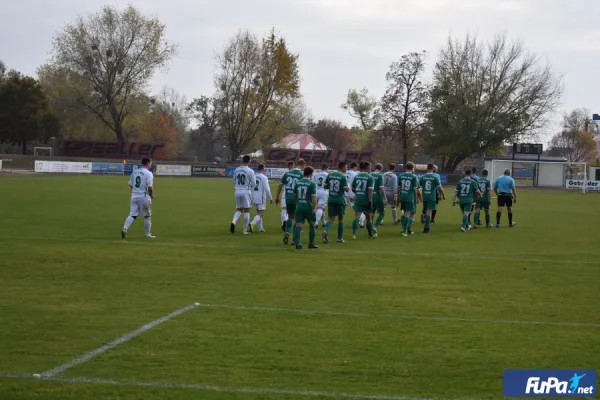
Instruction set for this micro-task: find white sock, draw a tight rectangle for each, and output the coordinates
[123,216,135,231]
[144,218,151,235]
[315,209,324,224]
[392,208,397,221]
[243,213,250,232]
[252,215,260,225]
[281,210,288,223]
[258,217,264,231]
[360,213,366,225]
[232,211,242,224]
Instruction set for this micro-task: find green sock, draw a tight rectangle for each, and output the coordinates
[309,225,316,244]
[285,219,293,234]
[425,215,431,229]
[476,213,481,225]
[407,217,414,232]
[462,215,468,228]
[402,216,408,233]
[352,219,359,235]
[324,220,332,233]
[367,222,374,236]
[401,215,406,225]
[338,222,344,240]
[375,212,385,227]
[293,225,301,245]
[485,214,490,226]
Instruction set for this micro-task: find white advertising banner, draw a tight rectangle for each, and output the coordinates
[565,179,600,191]
[264,168,288,179]
[156,164,192,176]
[34,161,92,174]
[0,160,2,170]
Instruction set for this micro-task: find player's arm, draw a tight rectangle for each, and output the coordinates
[275,174,286,205]
[379,184,386,204]
[324,176,329,190]
[128,175,133,189]
[248,170,256,190]
[512,185,517,204]
[452,183,459,205]
[473,180,482,198]
[264,176,273,202]
[312,183,318,212]
[493,178,499,197]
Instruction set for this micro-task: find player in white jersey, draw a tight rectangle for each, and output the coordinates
[279,161,294,231]
[382,163,399,224]
[122,158,155,239]
[344,161,359,207]
[230,155,256,235]
[312,164,329,228]
[250,164,273,233]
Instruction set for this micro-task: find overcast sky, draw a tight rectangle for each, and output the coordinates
[2,0,598,141]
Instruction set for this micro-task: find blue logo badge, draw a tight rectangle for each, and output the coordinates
[504,370,597,397]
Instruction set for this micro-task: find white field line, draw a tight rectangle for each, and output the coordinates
[40,303,198,377]
[1,235,600,265]
[0,373,476,400]
[192,302,600,328]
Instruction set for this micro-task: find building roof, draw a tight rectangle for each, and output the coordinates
[276,133,328,150]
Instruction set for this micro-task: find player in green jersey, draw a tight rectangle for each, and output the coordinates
[351,161,375,239]
[419,164,445,233]
[276,159,306,244]
[370,163,387,231]
[292,166,318,249]
[398,162,421,237]
[322,161,350,244]
[474,169,492,228]
[452,169,482,232]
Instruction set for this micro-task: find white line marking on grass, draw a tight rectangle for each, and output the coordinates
[0,373,476,400]
[40,303,198,377]
[193,302,600,328]
[2,236,600,265]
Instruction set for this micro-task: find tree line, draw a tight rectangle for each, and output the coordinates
[0,5,597,169]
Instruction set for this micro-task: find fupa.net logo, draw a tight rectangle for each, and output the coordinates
[504,369,597,397]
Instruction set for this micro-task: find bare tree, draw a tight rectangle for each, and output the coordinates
[380,51,428,165]
[50,5,176,142]
[341,87,379,131]
[549,110,597,163]
[215,29,300,161]
[427,34,562,172]
[187,96,220,161]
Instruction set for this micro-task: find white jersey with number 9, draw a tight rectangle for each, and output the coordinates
[129,168,154,199]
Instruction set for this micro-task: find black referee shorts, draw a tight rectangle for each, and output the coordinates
[497,194,513,207]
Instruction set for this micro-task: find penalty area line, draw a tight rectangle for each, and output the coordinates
[39,303,198,378]
[0,373,475,400]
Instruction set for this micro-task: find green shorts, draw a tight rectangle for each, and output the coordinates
[373,199,385,214]
[285,198,296,215]
[476,201,490,211]
[400,201,416,214]
[295,209,316,224]
[327,203,346,218]
[353,203,372,214]
[459,202,473,213]
[423,201,437,212]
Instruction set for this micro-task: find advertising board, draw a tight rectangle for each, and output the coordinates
[156,164,191,176]
[91,162,124,175]
[34,161,92,174]
[191,165,227,177]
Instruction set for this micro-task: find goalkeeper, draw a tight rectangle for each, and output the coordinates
[382,163,399,224]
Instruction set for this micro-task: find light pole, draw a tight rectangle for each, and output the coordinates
[50,137,55,161]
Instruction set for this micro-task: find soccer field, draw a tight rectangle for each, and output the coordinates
[1,175,599,400]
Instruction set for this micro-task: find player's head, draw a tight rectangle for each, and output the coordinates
[304,166,314,178]
[504,168,511,176]
[287,161,294,170]
[482,168,489,177]
[464,169,472,176]
[242,155,251,164]
[388,163,396,171]
[433,165,438,173]
[361,161,371,172]
[427,163,434,172]
[405,162,414,172]
[257,163,265,172]
[296,158,306,168]
[472,167,477,175]
[349,161,358,170]
[321,164,329,171]
[375,163,383,172]
[141,157,152,169]
[337,161,347,172]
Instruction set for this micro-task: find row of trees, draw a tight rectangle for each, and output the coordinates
[1,5,597,167]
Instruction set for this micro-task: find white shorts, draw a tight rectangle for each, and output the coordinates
[130,197,152,218]
[280,195,287,208]
[317,190,328,208]
[235,190,252,209]
[255,203,266,211]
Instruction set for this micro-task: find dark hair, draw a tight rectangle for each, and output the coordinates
[349,161,358,169]
[375,163,383,171]
[362,161,371,171]
[304,166,314,177]
[321,164,329,171]
[427,163,434,171]
[464,169,472,176]
[405,162,414,171]
[141,157,152,166]
[472,167,477,174]
[388,163,396,171]
[242,155,251,163]
[287,161,295,168]
[482,168,489,177]
[257,163,265,171]
[296,158,306,167]
[337,161,347,170]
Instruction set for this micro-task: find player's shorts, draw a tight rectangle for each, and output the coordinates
[252,194,265,207]
[327,203,346,218]
[497,194,513,207]
[280,195,287,208]
[475,201,490,211]
[295,209,316,225]
[460,202,473,213]
[423,201,436,212]
[400,201,415,214]
[373,199,385,214]
[317,190,328,208]
[384,192,396,207]
[130,197,152,218]
[353,203,372,214]
[285,197,297,215]
[255,203,266,211]
[235,190,252,209]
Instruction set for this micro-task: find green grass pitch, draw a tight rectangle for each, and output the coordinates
[0,174,599,400]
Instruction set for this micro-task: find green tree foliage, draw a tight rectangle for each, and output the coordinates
[0,70,59,154]
[341,87,379,131]
[50,5,176,143]
[426,34,562,172]
[187,96,220,161]
[308,119,354,152]
[215,29,300,161]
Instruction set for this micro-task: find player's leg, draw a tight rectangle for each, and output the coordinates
[506,199,515,227]
[352,206,362,239]
[337,208,345,242]
[421,202,427,224]
[473,204,481,228]
[122,198,138,238]
[242,207,251,234]
[366,207,375,238]
[143,198,154,238]
[374,201,385,228]
[496,196,505,227]
[231,193,243,234]
[484,202,491,227]
[359,212,366,228]
[407,207,416,235]
[308,212,318,248]
[423,202,434,233]
[285,202,296,237]
[293,212,305,249]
